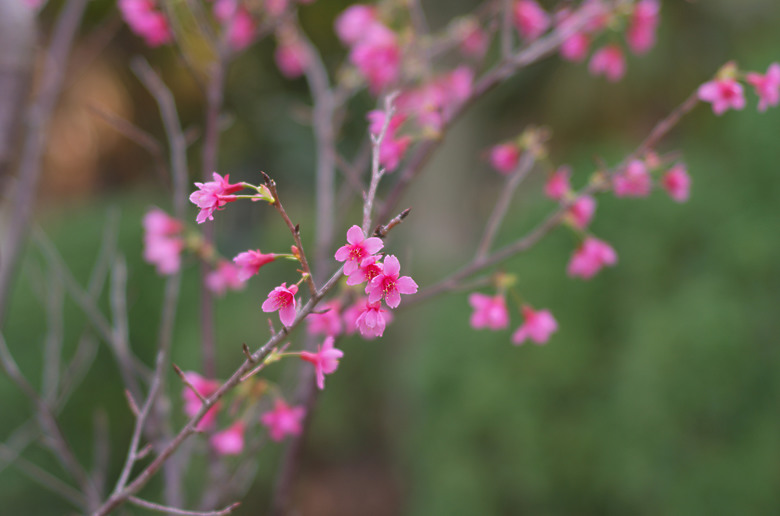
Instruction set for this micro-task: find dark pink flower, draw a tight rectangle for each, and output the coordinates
[233,250,276,281]
[513,0,550,41]
[613,160,651,197]
[335,225,384,276]
[589,44,626,82]
[143,208,184,275]
[346,255,384,286]
[698,78,745,115]
[396,67,473,134]
[746,63,780,112]
[260,399,305,442]
[262,283,298,327]
[661,164,691,203]
[366,255,418,308]
[354,300,391,338]
[181,371,221,431]
[545,166,571,200]
[567,237,617,279]
[367,110,411,172]
[206,260,246,296]
[560,32,590,62]
[349,23,401,94]
[489,143,520,174]
[119,0,172,47]
[335,4,376,45]
[210,421,245,455]
[306,300,343,337]
[626,0,660,55]
[189,172,244,224]
[566,195,596,230]
[300,336,344,390]
[512,306,558,345]
[275,37,309,78]
[468,293,509,330]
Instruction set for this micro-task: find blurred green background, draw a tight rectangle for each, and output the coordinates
[2,0,780,514]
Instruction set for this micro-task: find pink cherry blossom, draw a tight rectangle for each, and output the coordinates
[698,78,745,115]
[457,18,488,60]
[366,255,418,308]
[589,45,626,82]
[489,143,520,174]
[261,283,298,327]
[545,166,571,200]
[560,32,590,62]
[746,63,780,112]
[189,172,244,224]
[343,297,394,338]
[396,67,473,134]
[512,306,558,345]
[349,23,401,94]
[468,293,509,330]
[275,37,309,78]
[513,0,550,41]
[300,336,344,390]
[210,421,245,455]
[354,300,391,338]
[613,159,651,197]
[143,208,184,275]
[567,237,617,279]
[346,255,384,286]
[334,225,384,276]
[205,260,246,296]
[306,300,343,337]
[265,0,288,17]
[626,0,660,55]
[567,195,596,230]
[661,164,691,203]
[181,372,221,431]
[232,250,276,281]
[367,110,411,172]
[119,0,172,47]
[260,399,305,442]
[212,0,257,51]
[335,4,376,45]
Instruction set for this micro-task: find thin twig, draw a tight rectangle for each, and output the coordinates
[362,92,399,234]
[0,443,85,508]
[174,364,207,404]
[128,496,240,516]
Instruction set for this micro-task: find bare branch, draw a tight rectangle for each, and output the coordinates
[128,497,240,516]
[363,92,399,234]
[0,443,85,508]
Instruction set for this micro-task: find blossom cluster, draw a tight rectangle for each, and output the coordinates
[698,62,780,115]
[469,292,558,346]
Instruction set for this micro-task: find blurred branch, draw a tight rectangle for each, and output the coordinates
[0,0,89,325]
[363,93,398,234]
[128,496,240,516]
[0,443,85,508]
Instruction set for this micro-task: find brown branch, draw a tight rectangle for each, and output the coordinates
[362,92,399,234]
[128,496,240,516]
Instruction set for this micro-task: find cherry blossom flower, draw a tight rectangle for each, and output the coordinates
[366,255,418,308]
[613,160,651,197]
[143,208,184,275]
[205,260,246,296]
[489,143,520,175]
[119,0,172,47]
[468,293,510,330]
[456,17,488,60]
[189,172,244,224]
[661,164,691,203]
[560,32,590,62]
[265,0,288,17]
[354,300,391,338]
[545,166,571,200]
[367,110,412,171]
[626,0,660,55]
[335,225,384,276]
[567,237,617,279]
[589,44,626,82]
[513,0,550,41]
[349,22,401,94]
[300,336,344,390]
[260,399,305,442]
[212,0,257,51]
[306,300,343,337]
[262,283,298,327]
[396,67,473,135]
[566,195,596,230]
[335,4,376,45]
[275,36,309,78]
[233,250,276,281]
[346,255,383,286]
[746,63,780,112]
[698,78,745,115]
[181,372,221,431]
[210,421,245,455]
[511,306,558,345]
[343,297,393,338]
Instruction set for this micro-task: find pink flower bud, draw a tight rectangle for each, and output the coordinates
[589,45,626,82]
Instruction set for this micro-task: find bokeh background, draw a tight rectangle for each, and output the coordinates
[2,0,780,514]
